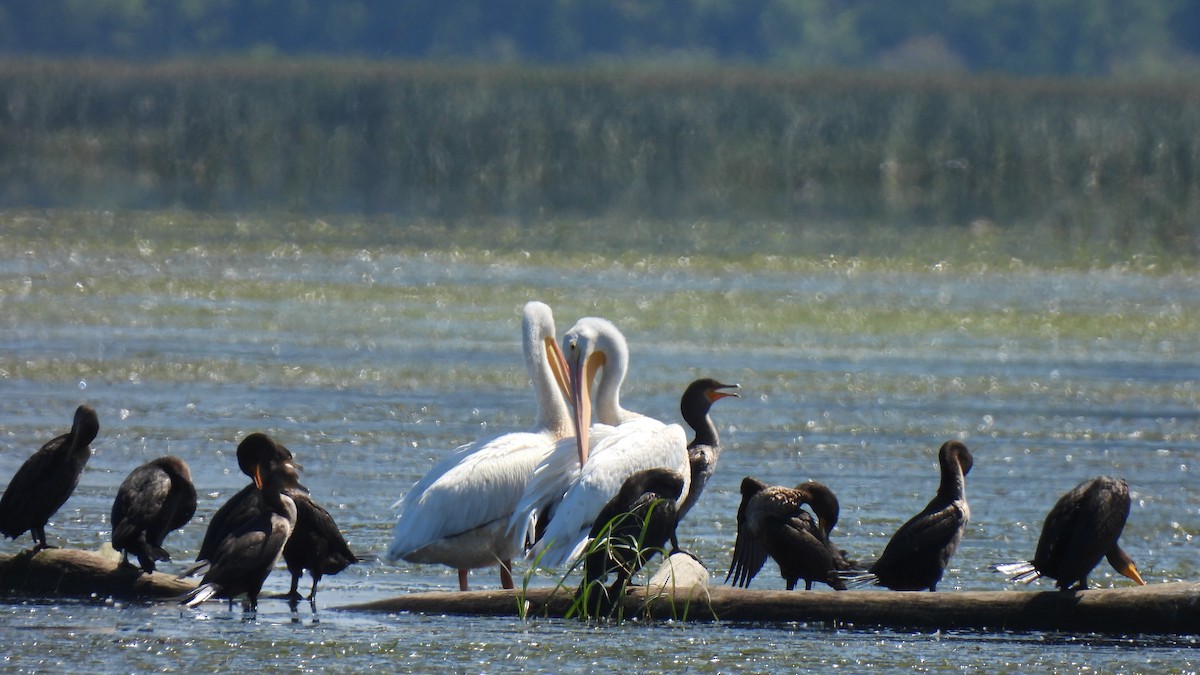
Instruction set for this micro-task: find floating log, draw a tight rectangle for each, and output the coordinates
[337,582,1200,635]
[0,547,197,599]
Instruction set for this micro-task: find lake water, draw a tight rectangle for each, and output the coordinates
[1,212,1198,671]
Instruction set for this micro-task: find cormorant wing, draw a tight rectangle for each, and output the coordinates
[725,478,770,587]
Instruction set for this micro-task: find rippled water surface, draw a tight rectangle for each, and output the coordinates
[1,212,1198,672]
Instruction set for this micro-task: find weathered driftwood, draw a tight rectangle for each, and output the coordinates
[337,582,1200,635]
[0,547,197,599]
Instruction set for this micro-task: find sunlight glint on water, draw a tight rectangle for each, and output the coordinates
[0,213,1197,671]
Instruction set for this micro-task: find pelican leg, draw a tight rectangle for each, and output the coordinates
[458,569,470,591]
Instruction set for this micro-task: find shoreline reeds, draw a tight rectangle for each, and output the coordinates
[0,58,1195,254]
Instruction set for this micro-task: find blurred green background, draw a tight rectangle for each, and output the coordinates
[1,2,1198,261]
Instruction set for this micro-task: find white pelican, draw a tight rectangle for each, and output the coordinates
[385,301,571,590]
[512,317,691,569]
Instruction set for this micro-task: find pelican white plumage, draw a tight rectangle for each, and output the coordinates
[385,301,571,590]
[511,317,690,569]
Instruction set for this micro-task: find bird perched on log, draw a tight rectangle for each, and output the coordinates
[111,456,197,573]
[846,440,973,591]
[0,405,100,550]
[726,477,852,591]
[182,433,357,608]
[181,458,302,613]
[578,467,685,617]
[676,378,740,524]
[181,433,293,579]
[283,484,360,608]
[994,475,1145,590]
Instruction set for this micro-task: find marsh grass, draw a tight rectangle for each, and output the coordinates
[517,500,680,622]
[574,505,663,621]
[0,59,1197,256]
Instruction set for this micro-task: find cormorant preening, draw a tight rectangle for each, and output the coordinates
[183,432,358,607]
[181,459,302,613]
[111,456,197,573]
[0,405,100,550]
[181,433,291,579]
[995,475,1145,590]
[726,477,850,591]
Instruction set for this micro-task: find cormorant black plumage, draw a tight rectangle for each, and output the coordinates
[676,378,739,523]
[111,455,197,573]
[182,432,357,606]
[181,459,302,612]
[995,475,1145,590]
[726,477,850,591]
[579,467,685,616]
[863,440,973,592]
[0,405,100,550]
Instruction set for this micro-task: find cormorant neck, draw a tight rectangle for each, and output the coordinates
[263,485,296,519]
[685,409,719,450]
[937,461,967,502]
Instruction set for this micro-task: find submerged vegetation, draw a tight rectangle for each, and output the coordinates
[0,59,1197,260]
[2,208,1196,422]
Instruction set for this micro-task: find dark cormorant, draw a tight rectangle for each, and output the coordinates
[858,440,973,591]
[0,405,100,550]
[183,433,357,606]
[676,378,740,523]
[725,477,850,591]
[995,475,1145,590]
[579,467,685,616]
[283,489,360,604]
[111,456,197,573]
[181,433,291,578]
[181,459,302,612]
